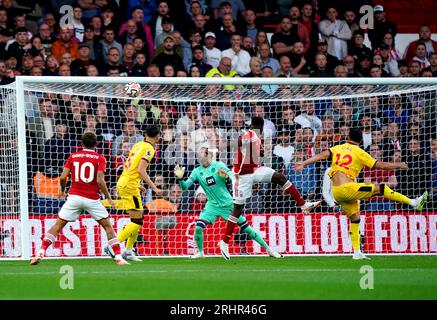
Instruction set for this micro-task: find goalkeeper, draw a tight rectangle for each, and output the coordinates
[174,145,282,259]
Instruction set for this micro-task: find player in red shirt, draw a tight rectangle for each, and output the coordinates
[219,117,321,259]
[30,132,128,265]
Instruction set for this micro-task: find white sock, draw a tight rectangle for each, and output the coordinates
[125,248,132,255]
[115,254,122,260]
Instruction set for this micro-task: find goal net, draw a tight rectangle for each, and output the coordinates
[1,77,437,259]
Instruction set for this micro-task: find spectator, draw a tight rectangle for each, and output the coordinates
[153,16,174,49]
[191,45,212,76]
[163,133,197,172]
[319,6,352,61]
[250,104,276,138]
[382,32,401,61]
[130,52,148,76]
[189,111,225,156]
[221,33,251,76]
[295,100,322,135]
[379,43,400,77]
[241,36,255,57]
[384,94,410,130]
[43,120,71,177]
[121,43,136,72]
[274,125,295,165]
[128,0,157,25]
[38,23,54,55]
[258,43,280,74]
[89,15,103,38]
[309,53,334,77]
[276,55,298,78]
[241,9,258,42]
[30,35,47,59]
[100,47,129,76]
[82,25,103,61]
[176,104,201,134]
[215,13,239,51]
[430,52,437,76]
[290,41,310,75]
[311,39,340,72]
[254,30,269,57]
[359,113,373,150]
[70,43,94,76]
[340,55,357,77]
[300,2,319,56]
[7,27,39,67]
[71,5,85,42]
[271,16,300,60]
[242,56,262,77]
[408,60,421,77]
[119,6,154,61]
[315,116,340,147]
[58,63,71,76]
[399,137,433,198]
[370,64,385,78]
[382,121,403,160]
[112,121,144,156]
[100,27,123,64]
[343,9,359,35]
[203,32,221,69]
[147,63,161,76]
[411,43,431,69]
[368,5,397,50]
[287,145,316,199]
[152,34,184,74]
[119,19,140,47]
[50,27,79,63]
[403,24,437,62]
[286,5,310,54]
[95,102,117,141]
[348,29,372,61]
[212,0,246,21]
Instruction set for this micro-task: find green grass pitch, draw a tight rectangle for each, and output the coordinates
[1,256,436,300]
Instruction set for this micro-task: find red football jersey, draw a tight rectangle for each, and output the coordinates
[233,129,261,175]
[64,148,107,200]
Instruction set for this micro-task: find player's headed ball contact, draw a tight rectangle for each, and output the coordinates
[124,82,142,97]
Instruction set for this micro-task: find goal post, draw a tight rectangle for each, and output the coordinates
[1,76,437,260]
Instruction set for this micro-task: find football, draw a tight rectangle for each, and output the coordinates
[124,82,142,97]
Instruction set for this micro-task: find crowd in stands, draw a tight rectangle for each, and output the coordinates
[0,0,436,214]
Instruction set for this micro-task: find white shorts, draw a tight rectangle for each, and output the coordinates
[58,194,109,222]
[232,166,275,205]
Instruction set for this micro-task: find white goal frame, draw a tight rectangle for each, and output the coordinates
[11,76,437,260]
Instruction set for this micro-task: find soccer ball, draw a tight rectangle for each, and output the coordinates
[124,82,142,97]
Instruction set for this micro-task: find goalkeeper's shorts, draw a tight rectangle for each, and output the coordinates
[199,203,245,225]
[332,182,375,216]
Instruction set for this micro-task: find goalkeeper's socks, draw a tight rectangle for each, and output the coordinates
[349,221,361,251]
[283,181,305,206]
[194,226,205,253]
[243,226,269,251]
[41,233,56,250]
[382,185,411,205]
[222,215,238,244]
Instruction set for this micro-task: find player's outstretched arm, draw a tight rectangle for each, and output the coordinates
[97,171,116,209]
[294,150,331,172]
[373,161,408,170]
[174,165,195,190]
[138,158,163,195]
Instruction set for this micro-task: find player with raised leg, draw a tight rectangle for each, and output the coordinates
[30,132,128,265]
[219,117,321,260]
[294,127,429,260]
[102,125,163,261]
[174,145,283,259]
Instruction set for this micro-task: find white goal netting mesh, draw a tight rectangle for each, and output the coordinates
[1,79,437,258]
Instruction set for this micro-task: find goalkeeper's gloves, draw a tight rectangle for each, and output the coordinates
[174,164,185,180]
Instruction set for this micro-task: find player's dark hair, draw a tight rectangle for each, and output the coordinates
[349,127,363,144]
[146,125,160,138]
[82,131,97,148]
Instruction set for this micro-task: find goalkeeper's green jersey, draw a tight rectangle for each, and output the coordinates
[179,161,233,208]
